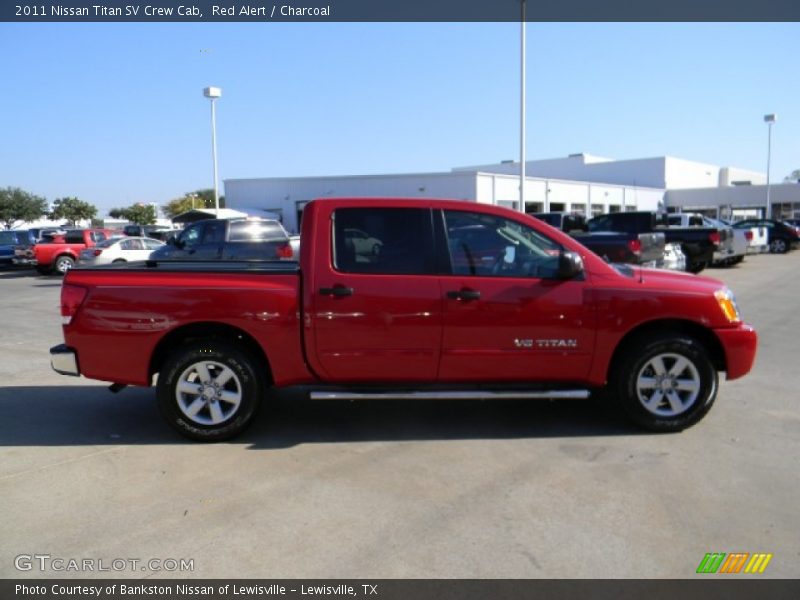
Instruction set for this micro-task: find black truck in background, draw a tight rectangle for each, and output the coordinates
[586,211,719,273]
[532,212,665,266]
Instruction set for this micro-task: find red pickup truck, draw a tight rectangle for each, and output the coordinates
[16,228,116,275]
[50,198,757,441]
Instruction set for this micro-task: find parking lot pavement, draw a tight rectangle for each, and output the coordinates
[1,254,798,579]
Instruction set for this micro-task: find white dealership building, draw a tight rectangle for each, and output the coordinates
[224,153,799,233]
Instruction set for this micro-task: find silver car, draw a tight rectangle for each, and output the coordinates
[78,236,164,266]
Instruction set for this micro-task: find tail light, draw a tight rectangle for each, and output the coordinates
[709,231,721,246]
[93,249,103,257]
[627,239,642,255]
[745,231,753,242]
[61,284,88,325]
[275,243,293,259]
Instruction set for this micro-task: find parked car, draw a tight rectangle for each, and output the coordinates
[51,198,757,441]
[588,211,720,273]
[702,217,747,266]
[77,236,164,266]
[731,219,799,254]
[149,217,293,262]
[28,227,66,242]
[667,213,736,267]
[14,228,116,275]
[655,243,687,271]
[0,230,36,268]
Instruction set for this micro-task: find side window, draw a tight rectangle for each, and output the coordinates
[143,238,163,250]
[180,224,204,248]
[202,221,226,244]
[332,207,434,275]
[588,215,612,232]
[444,210,563,278]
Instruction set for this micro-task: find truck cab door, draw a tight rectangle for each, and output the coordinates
[438,209,595,383]
[307,205,442,383]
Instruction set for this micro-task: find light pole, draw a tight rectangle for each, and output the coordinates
[203,86,222,216]
[764,113,776,219]
[519,0,526,213]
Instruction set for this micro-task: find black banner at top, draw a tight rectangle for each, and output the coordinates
[2,0,800,22]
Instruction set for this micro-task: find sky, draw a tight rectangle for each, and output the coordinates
[1,22,798,214]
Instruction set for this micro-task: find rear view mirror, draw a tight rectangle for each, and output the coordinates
[558,250,584,279]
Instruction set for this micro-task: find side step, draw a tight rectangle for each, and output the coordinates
[309,390,590,401]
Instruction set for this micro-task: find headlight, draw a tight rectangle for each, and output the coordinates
[714,288,741,323]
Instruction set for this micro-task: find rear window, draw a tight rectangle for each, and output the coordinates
[332,207,435,275]
[229,220,287,242]
[64,231,85,243]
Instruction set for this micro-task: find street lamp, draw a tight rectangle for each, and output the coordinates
[519,0,526,213]
[764,113,777,219]
[203,86,222,216]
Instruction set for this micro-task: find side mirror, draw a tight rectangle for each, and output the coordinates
[558,250,584,279]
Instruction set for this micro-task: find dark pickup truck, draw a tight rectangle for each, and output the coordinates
[532,212,665,266]
[587,212,720,273]
[149,217,294,261]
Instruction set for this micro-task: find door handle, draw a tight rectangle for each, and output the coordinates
[446,289,480,301]
[319,285,354,298]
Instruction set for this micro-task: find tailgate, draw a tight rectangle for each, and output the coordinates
[638,232,665,264]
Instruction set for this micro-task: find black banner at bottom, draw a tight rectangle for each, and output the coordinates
[4,579,800,600]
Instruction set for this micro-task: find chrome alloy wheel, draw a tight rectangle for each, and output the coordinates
[175,360,243,425]
[635,353,701,417]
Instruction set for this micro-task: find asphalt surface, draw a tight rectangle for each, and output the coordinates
[1,253,798,579]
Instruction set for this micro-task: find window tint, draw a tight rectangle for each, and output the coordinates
[180,224,203,247]
[444,210,562,278]
[202,221,226,244]
[65,231,84,244]
[143,238,163,250]
[332,207,434,275]
[120,238,144,250]
[229,220,287,242]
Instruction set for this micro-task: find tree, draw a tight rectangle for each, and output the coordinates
[0,187,48,229]
[784,169,800,183]
[49,197,97,227]
[162,189,226,219]
[109,203,157,225]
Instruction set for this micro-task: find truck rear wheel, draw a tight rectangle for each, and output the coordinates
[157,342,263,441]
[612,334,717,432]
[54,255,75,275]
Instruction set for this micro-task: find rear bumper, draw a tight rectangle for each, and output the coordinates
[715,324,758,381]
[50,344,80,376]
[12,257,37,266]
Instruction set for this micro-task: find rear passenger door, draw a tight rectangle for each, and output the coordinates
[309,206,443,383]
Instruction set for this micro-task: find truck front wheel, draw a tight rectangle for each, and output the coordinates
[612,335,718,432]
[157,342,263,441]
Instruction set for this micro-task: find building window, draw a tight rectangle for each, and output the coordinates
[591,204,604,217]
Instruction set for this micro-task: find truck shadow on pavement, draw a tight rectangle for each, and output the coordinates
[1,385,645,448]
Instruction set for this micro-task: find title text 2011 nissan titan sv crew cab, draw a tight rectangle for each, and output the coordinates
[50,198,757,441]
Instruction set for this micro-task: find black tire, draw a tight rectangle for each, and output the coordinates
[156,341,264,441]
[611,334,718,432]
[769,238,788,254]
[112,259,127,263]
[54,255,75,275]
[687,261,706,274]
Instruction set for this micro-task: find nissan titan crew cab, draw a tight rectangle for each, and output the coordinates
[50,198,758,441]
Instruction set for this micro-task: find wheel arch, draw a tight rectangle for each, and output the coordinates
[149,321,273,385]
[607,319,726,382]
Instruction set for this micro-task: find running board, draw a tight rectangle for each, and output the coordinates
[309,390,590,401]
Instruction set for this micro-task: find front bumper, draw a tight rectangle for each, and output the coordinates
[13,257,37,266]
[50,344,80,376]
[715,324,758,381]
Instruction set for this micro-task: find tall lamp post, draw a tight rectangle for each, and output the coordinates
[764,113,777,219]
[203,86,222,216]
[519,0,526,213]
